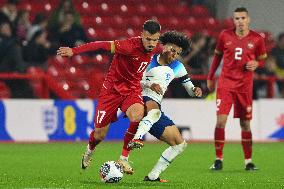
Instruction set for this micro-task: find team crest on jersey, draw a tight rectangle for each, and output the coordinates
[246,106,252,113]
[247,43,254,49]
[165,73,171,81]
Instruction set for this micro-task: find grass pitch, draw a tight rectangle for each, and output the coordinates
[0,142,283,189]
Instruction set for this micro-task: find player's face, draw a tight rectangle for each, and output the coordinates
[233,12,250,32]
[162,43,182,64]
[141,30,160,52]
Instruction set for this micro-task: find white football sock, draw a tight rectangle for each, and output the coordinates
[133,109,161,140]
[245,158,252,165]
[86,144,94,154]
[148,141,187,180]
[120,155,128,161]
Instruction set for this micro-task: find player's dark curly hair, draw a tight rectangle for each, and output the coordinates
[159,31,191,53]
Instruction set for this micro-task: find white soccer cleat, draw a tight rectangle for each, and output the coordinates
[81,151,93,169]
[117,159,134,175]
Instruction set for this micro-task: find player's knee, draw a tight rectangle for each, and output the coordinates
[172,140,187,153]
[128,111,144,122]
[146,109,161,123]
[216,121,226,128]
[93,129,107,141]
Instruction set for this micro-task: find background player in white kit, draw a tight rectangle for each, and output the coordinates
[118,31,202,182]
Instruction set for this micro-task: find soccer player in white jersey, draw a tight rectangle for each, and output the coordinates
[117,31,202,182]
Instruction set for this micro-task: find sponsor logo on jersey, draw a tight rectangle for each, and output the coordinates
[225,41,232,46]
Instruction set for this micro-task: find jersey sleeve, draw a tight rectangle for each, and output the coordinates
[114,38,136,55]
[175,62,195,96]
[256,36,267,60]
[175,62,188,78]
[215,31,225,54]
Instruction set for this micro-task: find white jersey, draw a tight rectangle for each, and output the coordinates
[141,54,194,104]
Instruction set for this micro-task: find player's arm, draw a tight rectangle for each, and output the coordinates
[246,36,267,71]
[207,51,223,92]
[207,31,224,92]
[57,41,115,57]
[179,75,202,97]
[141,81,163,95]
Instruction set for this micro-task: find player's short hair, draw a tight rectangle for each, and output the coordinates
[234,7,248,13]
[159,31,191,53]
[143,20,161,34]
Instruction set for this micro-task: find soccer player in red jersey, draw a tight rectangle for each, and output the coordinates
[57,20,161,170]
[207,7,267,171]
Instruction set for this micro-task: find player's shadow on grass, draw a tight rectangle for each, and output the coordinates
[209,170,259,174]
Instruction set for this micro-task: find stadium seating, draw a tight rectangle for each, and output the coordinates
[7,0,274,99]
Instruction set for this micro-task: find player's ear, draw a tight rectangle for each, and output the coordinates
[247,16,251,25]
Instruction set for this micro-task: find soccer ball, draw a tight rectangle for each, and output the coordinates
[99,161,123,183]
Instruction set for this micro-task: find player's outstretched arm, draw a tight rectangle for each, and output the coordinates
[57,41,114,57]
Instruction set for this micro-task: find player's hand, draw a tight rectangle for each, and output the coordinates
[57,47,73,57]
[150,83,163,95]
[193,87,202,97]
[207,80,215,92]
[246,60,259,71]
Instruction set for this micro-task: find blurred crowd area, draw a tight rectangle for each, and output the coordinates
[0,0,283,99]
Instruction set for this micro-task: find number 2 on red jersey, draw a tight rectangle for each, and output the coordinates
[235,47,242,60]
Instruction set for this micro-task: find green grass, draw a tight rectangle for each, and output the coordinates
[0,142,283,189]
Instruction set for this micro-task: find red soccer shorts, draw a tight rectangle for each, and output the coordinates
[94,87,144,128]
[216,88,253,120]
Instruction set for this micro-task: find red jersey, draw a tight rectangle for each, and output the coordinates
[103,37,158,95]
[215,29,267,93]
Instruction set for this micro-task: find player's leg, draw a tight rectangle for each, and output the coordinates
[82,125,110,169]
[82,90,121,169]
[210,89,233,170]
[129,100,161,148]
[117,94,146,173]
[235,92,257,170]
[122,95,161,149]
[133,100,161,140]
[117,121,139,174]
[145,125,186,182]
[118,99,160,173]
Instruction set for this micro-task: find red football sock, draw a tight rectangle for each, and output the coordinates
[241,130,252,159]
[88,130,100,150]
[214,127,225,159]
[122,122,139,157]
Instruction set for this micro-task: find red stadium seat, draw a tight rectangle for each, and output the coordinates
[190,5,210,17]
[26,67,46,98]
[222,18,234,29]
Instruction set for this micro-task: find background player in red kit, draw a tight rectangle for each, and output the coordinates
[207,7,267,171]
[57,20,161,170]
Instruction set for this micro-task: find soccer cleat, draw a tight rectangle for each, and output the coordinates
[245,162,258,171]
[210,159,223,170]
[127,139,144,150]
[143,176,168,183]
[81,151,93,169]
[117,159,134,175]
